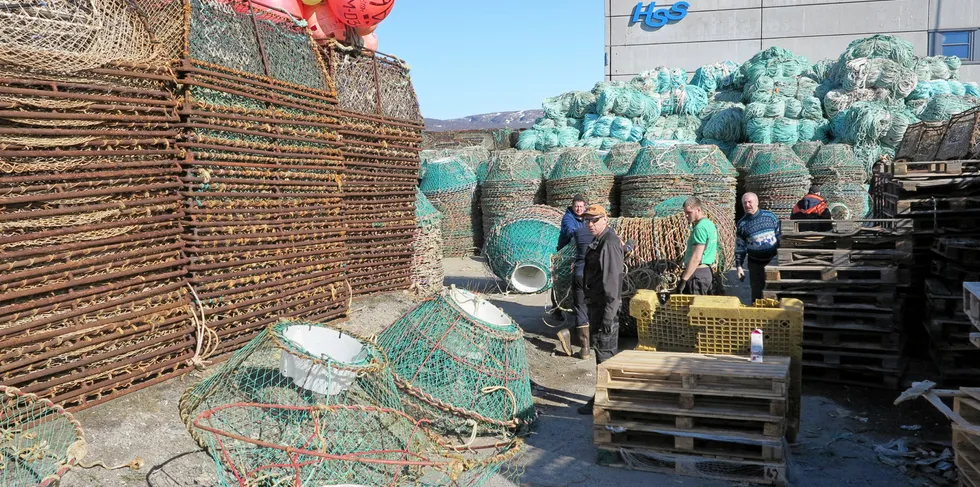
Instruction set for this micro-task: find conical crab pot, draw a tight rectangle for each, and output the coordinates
[0,386,86,487]
[483,205,562,294]
[179,320,404,449]
[376,287,535,434]
[189,403,523,487]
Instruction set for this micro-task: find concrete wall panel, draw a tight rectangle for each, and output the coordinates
[610,8,762,46]
[959,65,980,84]
[927,0,980,30]
[761,0,927,38]
[610,41,763,75]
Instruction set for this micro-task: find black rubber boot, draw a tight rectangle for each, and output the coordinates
[577,396,594,415]
[556,328,572,356]
[577,325,592,359]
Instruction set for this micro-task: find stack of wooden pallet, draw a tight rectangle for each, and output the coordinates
[594,351,790,486]
[966,283,980,348]
[874,159,980,384]
[764,219,911,389]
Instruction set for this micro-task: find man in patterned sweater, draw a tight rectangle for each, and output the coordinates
[736,192,782,303]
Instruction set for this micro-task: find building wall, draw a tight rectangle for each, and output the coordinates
[605,0,980,82]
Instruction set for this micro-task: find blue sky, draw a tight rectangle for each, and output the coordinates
[376,1,605,120]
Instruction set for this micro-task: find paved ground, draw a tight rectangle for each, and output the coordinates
[60,257,953,487]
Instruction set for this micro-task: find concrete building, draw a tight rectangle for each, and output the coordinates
[604,0,980,82]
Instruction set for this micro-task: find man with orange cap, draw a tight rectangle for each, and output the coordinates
[576,204,624,415]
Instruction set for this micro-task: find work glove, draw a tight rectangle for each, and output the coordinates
[674,279,688,295]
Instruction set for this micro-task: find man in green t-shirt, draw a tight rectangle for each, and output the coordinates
[676,196,718,295]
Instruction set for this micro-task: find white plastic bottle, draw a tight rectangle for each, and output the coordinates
[750,329,764,363]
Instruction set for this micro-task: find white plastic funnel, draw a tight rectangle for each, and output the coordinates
[447,287,512,328]
[510,264,548,293]
[279,325,368,396]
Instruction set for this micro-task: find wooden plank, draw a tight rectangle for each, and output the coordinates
[883,194,980,216]
[593,425,784,461]
[804,310,902,330]
[877,160,979,177]
[765,265,908,285]
[765,289,897,310]
[594,389,785,424]
[965,282,980,326]
[595,405,785,439]
[802,348,903,370]
[953,425,980,487]
[598,351,790,382]
[779,218,912,237]
[596,445,788,486]
[803,327,903,352]
[933,238,980,262]
[776,247,911,266]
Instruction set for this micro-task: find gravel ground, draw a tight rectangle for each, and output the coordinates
[59,257,952,487]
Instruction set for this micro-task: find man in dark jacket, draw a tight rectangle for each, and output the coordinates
[577,204,624,415]
[555,196,593,358]
[791,185,832,232]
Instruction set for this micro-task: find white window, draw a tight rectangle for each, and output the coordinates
[931,30,978,62]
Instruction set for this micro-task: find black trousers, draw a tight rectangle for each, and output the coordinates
[680,267,714,295]
[748,259,768,303]
[587,300,619,364]
[572,273,588,327]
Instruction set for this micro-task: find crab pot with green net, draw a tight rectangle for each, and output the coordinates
[188,401,523,487]
[484,205,562,294]
[179,320,404,452]
[412,190,445,297]
[376,287,534,435]
[420,157,479,256]
[743,144,812,215]
[481,150,545,239]
[545,147,614,211]
[603,142,642,216]
[619,145,693,216]
[0,386,86,487]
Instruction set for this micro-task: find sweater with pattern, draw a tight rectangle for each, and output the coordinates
[735,209,781,267]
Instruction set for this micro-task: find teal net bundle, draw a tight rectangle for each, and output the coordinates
[619,145,692,217]
[516,122,580,151]
[917,94,980,122]
[691,61,741,93]
[0,386,86,487]
[420,157,479,257]
[545,147,614,211]
[484,205,562,294]
[581,114,644,142]
[743,145,812,215]
[821,182,872,219]
[412,190,444,298]
[642,115,700,143]
[376,287,534,434]
[808,144,867,185]
[604,142,642,216]
[481,149,545,239]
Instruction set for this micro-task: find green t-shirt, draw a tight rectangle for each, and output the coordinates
[684,217,718,267]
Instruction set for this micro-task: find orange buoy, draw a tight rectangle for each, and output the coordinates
[328,0,395,28]
[302,2,346,40]
[354,24,377,36]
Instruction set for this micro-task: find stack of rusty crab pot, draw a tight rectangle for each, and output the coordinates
[0,0,195,409]
[321,41,425,296]
[176,0,351,358]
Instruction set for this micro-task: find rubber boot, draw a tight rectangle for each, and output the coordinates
[577,396,594,415]
[577,325,592,359]
[556,328,572,356]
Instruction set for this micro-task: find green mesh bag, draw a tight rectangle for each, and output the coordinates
[481,150,545,238]
[484,206,562,293]
[620,145,693,217]
[0,386,86,487]
[420,157,477,194]
[681,145,737,176]
[376,288,534,434]
[545,147,614,210]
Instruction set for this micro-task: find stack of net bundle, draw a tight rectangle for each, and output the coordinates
[680,144,738,231]
[916,94,980,122]
[516,117,580,151]
[179,0,351,359]
[691,61,741,93]
[411,190,444,298]
[619,145,692,216]
[829,100,916,172]
[697,92,746,157]
[545,147,615,211]
[420,157,479,257]
[484,206,562,294]
[808,144,867,185]
[180,318,524,487]
[323,42,424,296]
[377,287,535,435]
[0,0,197,407]
[642,115,701,144]
[0,386,87,485]
[480,149,545,238]
[743,145,812,216]
[603,142,642,216]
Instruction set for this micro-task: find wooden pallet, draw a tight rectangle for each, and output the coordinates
[930,347,980,372]
[596,445,788,486]
[882,195,980,217]
[933,260,980,282]
[764,289,897,310]
[805,309,902,330]
[954,424,980,487]
[802,348,903,370]
[802,363,903,389]
[933,238,980,262]
[967,282,980,328]
[926,317,977,341]
[593,423,785,461]
[779,218,911,237]
[776,247,911,267]
[765,265,908,285]
[878,160,980,177]
[803,326,903,352]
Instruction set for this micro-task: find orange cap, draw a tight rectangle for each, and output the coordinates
[582,204,608,219]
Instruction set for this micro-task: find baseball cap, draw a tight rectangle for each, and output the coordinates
[582,204,607,219]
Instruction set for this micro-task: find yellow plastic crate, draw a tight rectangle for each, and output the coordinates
[629,290,696,352]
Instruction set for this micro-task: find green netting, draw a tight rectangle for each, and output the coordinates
[576,136,630,150]
[660,85,709,116]
[739,47,811,85]
[189,0,265,77]
[914,55,958,81]
[830,101,892,146]
[0,386,85,487]
[838,57,917,98]
[822,87,892,118]
[808,143,866,184]
[516,125,580,151]
[423,146,492,171]
[376,288,534,433]
[918,94,980,122]
[680,145,737,176]
[536,151,562,179]
[484,205,562,294]
[481,149,545,238]
[582,114,643,141]
[835,35,918,73]
[546,147,614,210]
[595,86,662,123]
[620,145,692,217]
[542,91,596,119]
[691,61,741,93]
[822,182,871,219]
[629,68,688,94]
[420,157,477,194]
[699,105,745,142]
[792,140,824,165]
[603,142,642,176]
[624,145,689,177]
[413,190,444,298]
[810,59,836,82]
[416,189,442,223]
[744,145,811,215]
[421,158,478,257]
[642,115,700,143]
